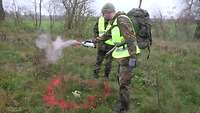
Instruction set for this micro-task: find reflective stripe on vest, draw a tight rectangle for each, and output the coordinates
[98,16,114,45]
[98,16,105,37]
[111,15,141,59]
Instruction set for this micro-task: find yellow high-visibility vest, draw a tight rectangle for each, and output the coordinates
[98,16,114,45]
[110,15,141,58]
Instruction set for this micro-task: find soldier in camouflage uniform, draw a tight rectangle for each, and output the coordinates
[93,3,115,79]
[96,3,141,113]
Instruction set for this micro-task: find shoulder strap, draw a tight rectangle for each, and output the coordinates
[103,12,133,38]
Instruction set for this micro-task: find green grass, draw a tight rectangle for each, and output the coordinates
[152,20,196,41]
[0,19,200,113]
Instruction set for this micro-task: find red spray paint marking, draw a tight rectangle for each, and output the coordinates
[43,76,111,110]
[103,81,111,97]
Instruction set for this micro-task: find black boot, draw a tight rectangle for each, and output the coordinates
[104,73,109,80]
[93,74,99,79]
[112,100,127,113]
[119,88,130,111]
[93,70,99,79]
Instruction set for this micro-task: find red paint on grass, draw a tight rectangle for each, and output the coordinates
[103,81,111,97]
[43,76,111,110]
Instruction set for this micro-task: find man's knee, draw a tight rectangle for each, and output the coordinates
[119,66,133,86]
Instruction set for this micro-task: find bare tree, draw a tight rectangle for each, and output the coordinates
[62,0,93,30]
[157,10,166,39]
[11,0,21,24]
[193,0,200,39]
[62,0,78,29]
[180,0,200,39]
[45,0,65,33]
[194,21,200,39]
[39,0,42,27]
[28,11,35,21]
[34,0,38,27]
[179,0,195,21]
[46,0,59,33]
[0,0,5,21]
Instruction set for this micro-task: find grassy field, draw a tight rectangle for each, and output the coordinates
[0,19,200,113]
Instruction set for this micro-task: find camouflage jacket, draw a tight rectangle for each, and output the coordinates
[100,11,137,58]
[93,17,113,50]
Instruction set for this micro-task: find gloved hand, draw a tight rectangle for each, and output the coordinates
[128,58,137,68]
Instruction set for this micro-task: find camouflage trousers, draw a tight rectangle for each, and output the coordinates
[93,43,114,78]
[117,58,134,111]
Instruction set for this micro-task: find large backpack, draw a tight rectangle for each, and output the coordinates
[127,8,152,59]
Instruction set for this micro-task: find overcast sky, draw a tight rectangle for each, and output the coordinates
[94,0,183,18]
[3,0,183,18]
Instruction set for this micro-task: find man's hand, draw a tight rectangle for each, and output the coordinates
[95,36,103,42]
[96,37,102,40]
[92,37,103,44]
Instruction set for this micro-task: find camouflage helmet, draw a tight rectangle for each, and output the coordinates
[101,3,115,14]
